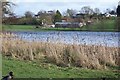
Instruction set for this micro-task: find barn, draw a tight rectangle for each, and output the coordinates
[55,22,81,28]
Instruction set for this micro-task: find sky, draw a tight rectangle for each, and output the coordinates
[8,0,120,16]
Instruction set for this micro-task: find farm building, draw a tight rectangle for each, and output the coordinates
[55,22,83,28]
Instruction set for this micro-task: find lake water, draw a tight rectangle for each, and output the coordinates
[10,31,119,47]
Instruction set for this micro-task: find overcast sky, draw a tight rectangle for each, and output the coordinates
[9,0,120,16]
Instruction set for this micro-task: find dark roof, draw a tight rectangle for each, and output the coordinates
[55,22,79,25]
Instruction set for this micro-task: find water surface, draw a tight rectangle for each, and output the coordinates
[10,31,119,47]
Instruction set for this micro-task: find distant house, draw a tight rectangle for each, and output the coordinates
[46,24,55,28]
[105,13,117,18]
[73,13,85,19]
[55,22,82,28]
[62,16,74,22]
[58,13,87,28]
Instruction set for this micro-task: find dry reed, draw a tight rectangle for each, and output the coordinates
[1,32,119,69]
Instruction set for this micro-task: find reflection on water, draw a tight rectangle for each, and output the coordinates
[10,31,119,47]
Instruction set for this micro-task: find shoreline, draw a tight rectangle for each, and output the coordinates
[3,28,120,32]
[2,22,120,32]
[1,31,119,48]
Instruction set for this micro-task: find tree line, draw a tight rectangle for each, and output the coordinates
[2,2,117,26]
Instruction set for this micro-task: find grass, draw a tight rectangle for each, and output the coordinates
[2,25,83,31]
[2,57,119,78]
[2,25,35,31]
[89,20,117,31]
[2,19,118,32]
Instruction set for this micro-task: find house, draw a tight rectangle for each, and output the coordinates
[55,22,82,28]
[58,13,87,28]
[73,13,85,19]
[62,16,74,22]
[105,13,117,18]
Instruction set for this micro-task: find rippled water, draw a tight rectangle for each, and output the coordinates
[11,31,119,47]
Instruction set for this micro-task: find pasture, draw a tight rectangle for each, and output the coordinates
[2,57,119,78]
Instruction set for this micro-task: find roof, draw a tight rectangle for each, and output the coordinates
[55,22,71,24]
[55,22,79,25]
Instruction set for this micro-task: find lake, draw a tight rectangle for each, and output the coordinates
[9,31,119,47]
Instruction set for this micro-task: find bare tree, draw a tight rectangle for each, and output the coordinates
[37,10,55,25]
[94,8,101,15]
[66,9,77,17]
[2,1,15,17]
[25,11,34,18]
[1,1,16,26]
[24,11,34,24]
[81,6,94,15]
[105,8,111,13]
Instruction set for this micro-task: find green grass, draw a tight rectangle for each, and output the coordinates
[2,25,83,31]
[89,20,116,31]
[40,27,82,31]
[2,19,118,32]
[2,57,119,78]
[2,25,35,31]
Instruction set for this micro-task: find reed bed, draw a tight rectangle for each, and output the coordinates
[1,32,119,69]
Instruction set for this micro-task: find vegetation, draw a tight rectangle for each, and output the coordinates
[2,19,118,31]
[2,1,15,17]
[2,57,119,78]
[53,10,62,23]
[1,33,119,69]
[117,5,120,17]
[87,19,118,31]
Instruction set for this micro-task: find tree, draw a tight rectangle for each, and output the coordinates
[37,10,46,16]
[2,1,16,24]
[3,13,18,24]
[116,4,120,31]
[94,8,100,15]
[37,10,47,24]
[37,10,55,25]
[109,10,116,15]
[81,6,94,15]
[117,5,120,17]
[24,11,33,18]
[53,10,62,23]
[65,9,77,17]
[2,1,15,17]
[105,8,111,13]
[24,11,34,25]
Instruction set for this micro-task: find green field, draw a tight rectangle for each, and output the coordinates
[2,20,118,32]
[2,57,119,78]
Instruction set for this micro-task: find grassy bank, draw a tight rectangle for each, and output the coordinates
[2,57,119,78]
[2,20,118,32]
[2,25,35,31]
